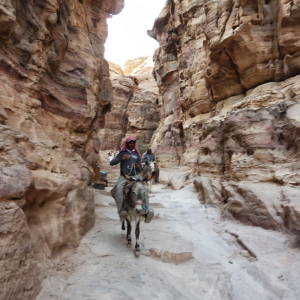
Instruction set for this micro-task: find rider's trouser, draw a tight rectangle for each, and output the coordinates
[114,176,150,213]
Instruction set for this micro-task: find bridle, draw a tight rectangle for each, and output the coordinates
[132,199,145,206]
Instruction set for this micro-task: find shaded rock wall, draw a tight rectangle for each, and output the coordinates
[97,75,135,150]
[0,0,124,299]
[98,58,160,152]
[149,0,300,243]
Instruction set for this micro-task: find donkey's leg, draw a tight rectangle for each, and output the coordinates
[126,217,132,248]
[135,215,141,256]
[149,178,152,193]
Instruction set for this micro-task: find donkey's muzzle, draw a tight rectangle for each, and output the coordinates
[133,200,144,214]
[135,205,143,213]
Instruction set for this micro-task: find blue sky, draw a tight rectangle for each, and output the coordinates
[105,0,166,66]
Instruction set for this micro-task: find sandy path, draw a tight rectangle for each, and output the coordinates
[37,184,300,300]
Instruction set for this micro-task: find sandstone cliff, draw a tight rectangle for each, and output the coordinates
[0,1,124,299]
[98,57,160,179]
[123,56,149,75]
[107,60,124,77]
[149,0,300,245]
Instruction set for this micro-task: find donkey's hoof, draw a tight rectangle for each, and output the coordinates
[135,250,140,257]
[127,243,132,248]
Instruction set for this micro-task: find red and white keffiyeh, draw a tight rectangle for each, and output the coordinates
[119,136,141,157]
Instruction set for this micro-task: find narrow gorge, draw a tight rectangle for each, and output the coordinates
[0,0,300,299]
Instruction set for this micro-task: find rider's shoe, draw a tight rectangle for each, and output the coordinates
[144,209,154,223]
[119,210,127,222]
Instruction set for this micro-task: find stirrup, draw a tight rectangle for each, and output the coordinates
[144,209,154,223]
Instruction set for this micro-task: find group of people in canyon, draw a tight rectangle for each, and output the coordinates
[109,137,156,223]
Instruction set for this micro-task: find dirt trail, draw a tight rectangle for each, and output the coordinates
[37,184,300,300]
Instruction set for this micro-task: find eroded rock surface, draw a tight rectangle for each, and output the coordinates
[0,1,124,299]
[149,0,300,242]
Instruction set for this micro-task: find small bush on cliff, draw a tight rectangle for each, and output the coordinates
[137,140,149,155]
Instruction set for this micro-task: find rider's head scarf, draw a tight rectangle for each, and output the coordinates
[119,136,141,157]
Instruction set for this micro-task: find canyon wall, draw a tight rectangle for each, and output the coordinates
[0,1,124,299]
[149,0,300,244]
[98,57,160,178]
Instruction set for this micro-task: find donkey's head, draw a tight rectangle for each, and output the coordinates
[149,160,156,172]
[130,181,147,213]
[124,174,147,213]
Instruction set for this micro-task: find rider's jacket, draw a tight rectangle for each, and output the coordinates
[143,153,155,162]
[110,150,142,176]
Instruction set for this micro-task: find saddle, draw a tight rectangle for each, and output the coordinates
[123,181,135,201]
[110,174,144,208]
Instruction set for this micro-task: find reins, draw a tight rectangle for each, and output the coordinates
[115,163,137,186]
[127,163,137,177]
[132,199,145,206]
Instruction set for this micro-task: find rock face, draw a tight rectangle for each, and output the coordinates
[149,0,300,244]
[97,75,135,151]
[98,57,160,158]
[123,56,149,75]
[107,60,124,78]
[0,1,124,299]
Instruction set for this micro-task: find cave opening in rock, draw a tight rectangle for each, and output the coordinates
[101,103,111,115]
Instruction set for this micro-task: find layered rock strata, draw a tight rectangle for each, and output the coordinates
[149,0,300,244]
[0,1,124,299]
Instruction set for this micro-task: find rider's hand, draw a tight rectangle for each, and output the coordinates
[122,154,130,160]
[133,163,138,168]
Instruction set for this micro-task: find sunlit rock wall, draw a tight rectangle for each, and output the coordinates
[123,56,149,75]
[0,0,124,299]
[149,0,300,244]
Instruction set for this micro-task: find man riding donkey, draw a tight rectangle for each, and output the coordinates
[110,137,154,223]
[143,148,159,183]
[143,148,155,163]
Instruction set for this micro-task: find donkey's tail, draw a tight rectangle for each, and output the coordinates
[121,221,125,231]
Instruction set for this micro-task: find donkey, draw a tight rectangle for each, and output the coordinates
[146,161,156,193]
[121,173,153,256]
